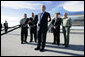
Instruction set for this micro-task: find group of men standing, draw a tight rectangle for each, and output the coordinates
[51,12,72,47]
[20,5,72,52]
[20,13,38,44]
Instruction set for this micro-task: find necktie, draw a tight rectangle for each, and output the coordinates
[54,19,57,25]
[39,12,43,24]
[40,12,43,19]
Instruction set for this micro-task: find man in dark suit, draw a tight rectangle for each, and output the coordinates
[35,5,51,52]
[4,21,8,33]
[29,13,38,42]
[51,13,61,45]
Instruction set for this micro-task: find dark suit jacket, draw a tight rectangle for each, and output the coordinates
[33,15,38,26]
[29,15,38,27]
[51,18,61,31]
[38,12,51,32]
[4,23,8,28]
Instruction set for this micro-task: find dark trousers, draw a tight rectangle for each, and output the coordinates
[37,30,47,49]
[30,26,37,42]
[5,27,8,33]
[53,28,60,45]
[63,26,70,47]
[21,27,28,43]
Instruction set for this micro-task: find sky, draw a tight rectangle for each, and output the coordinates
[1,1,84,27]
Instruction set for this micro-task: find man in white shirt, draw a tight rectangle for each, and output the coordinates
[20,13,29,44]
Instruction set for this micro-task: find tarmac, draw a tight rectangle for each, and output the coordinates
[1,28,84,56]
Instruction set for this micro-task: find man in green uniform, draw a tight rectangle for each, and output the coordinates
[62,13,72,47]
[20,13,29,44]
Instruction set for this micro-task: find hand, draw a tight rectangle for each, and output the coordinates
[54,26,56,29]
[32,25,35,27]
[34,25,35,27]
[48,16,51,21]
[28,20,31,23]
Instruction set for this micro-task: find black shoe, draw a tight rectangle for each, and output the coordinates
[29,41,33,42]
[57,43,60,45]
[65,45,69,47]
[35,47,40,50]
[62,44,65,45]
[52,42,56,45]
[21,42,24,44]
[35,40,37,43]
[40,49,44,52]
[24,41,28,43]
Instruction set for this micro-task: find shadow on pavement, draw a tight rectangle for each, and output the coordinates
[46,42,84,51]
[26,42,84,56]
[44,49,84,56]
